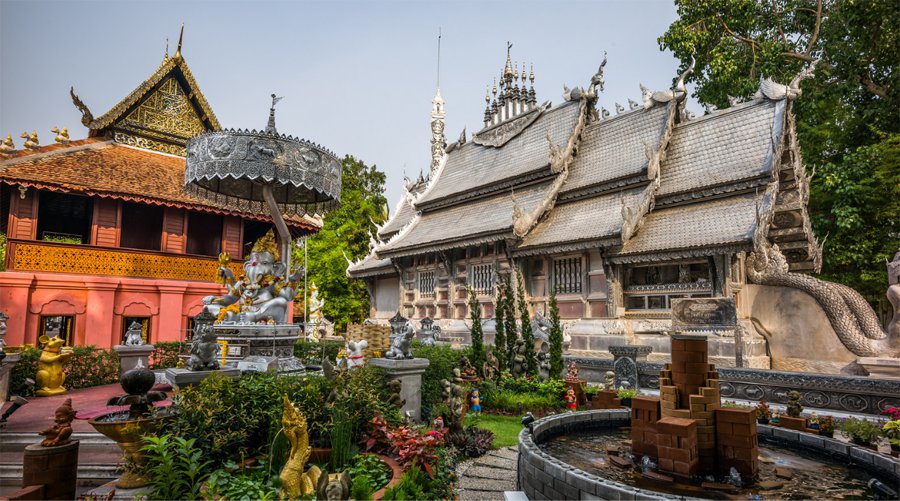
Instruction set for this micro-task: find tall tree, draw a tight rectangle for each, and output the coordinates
[492,276,508,372]
[548,287,564,380]
[516,270,537,376]
[298,155,388,332]
[502,272,518,368]
[659,0,900,305]
[467,286,485,372]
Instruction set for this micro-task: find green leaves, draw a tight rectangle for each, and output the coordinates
[467,287,485,372]
[140,435,213,500]
[548,288,564,380]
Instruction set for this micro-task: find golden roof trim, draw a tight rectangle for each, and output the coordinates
[88,56,221,132]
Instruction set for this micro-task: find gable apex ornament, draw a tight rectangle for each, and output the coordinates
[754,59,819,101]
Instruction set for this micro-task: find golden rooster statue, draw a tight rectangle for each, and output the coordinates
[20,131,39,149]
[0,135,16,154]
[279,395,321,500]
[51,126,70,145]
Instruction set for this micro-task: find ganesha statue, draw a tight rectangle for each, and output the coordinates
[202,230,303,324]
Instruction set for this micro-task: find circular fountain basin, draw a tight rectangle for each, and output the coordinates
[89,413,168,489]
[518,409,900,500]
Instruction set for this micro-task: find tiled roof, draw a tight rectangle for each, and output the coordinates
[379,195,417,239]
[415,102,580,207]
[657,100,782,198]
[0,138,318,230]
[518,187,646,252]
[617,192,765,256]
[378,182,550,257]
[347,254,395,278]
[562,104,671,194]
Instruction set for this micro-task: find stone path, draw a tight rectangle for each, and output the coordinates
[455,446,519,501]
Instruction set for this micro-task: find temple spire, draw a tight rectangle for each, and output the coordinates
[430,29,446,174]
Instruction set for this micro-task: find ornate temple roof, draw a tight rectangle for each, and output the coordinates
[378,175,428,240]
[0,138,318,231]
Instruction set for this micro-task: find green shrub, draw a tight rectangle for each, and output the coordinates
[347,454,391,493]
[9,345,120,396]
[480,388,561,414]
[382,464,427,500]
[351,475,375,501]
[467,287,485,373]
[329,405,354,471]
[616,387,638,399]
[141,435,212,501]
[294,339,344,365]
[202,463,279,501]
[413,342,471,420]
[150,341,184,369]
[381,449,456,501]
[839,417,882,445]
[548,288,564,379]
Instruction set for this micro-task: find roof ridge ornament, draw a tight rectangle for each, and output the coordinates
[69,87,94,126]
[173,23,184,60]
[754,59,819,101]
[267,94,283,134]
[643,54,695,108]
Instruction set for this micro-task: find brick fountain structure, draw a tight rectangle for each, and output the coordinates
[631,334,758,480]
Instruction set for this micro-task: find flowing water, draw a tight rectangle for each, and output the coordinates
[539,429,883,499]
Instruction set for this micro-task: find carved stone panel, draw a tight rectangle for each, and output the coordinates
[671,297,737,330]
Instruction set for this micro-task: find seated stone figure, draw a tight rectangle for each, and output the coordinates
[385,322,415,359]
[186,310,220,371]
[202,230,303,325]
[124,321,144,346]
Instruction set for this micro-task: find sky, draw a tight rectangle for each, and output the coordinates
[0,0,689,212]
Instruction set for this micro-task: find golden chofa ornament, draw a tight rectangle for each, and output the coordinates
[252,229,280,260]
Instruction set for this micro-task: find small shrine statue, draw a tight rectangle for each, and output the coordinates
[279,395,322,499]
[39,398,75,447]
[483,345,499,380]
[441,379,465,433]
[565,360,580,381]
[470,387,482,414]
[433,415,444,430]
[565,388,577,411]
[786,390,804,418]
[387,379,405,409]
[460,356,478,379]
[202,230,303,325]
[511,338,527,378]
[36,335,73,396]
[537,352,551,381]
[307,282,325,341]
[385,322,415,359]
[124,321,144,346]
[604,371,616,390]
[419,317,441,347]
[343,339,367,369]
[0,311,8,360]
[808,412,820,429]
[771,409,781,425]
[185,309,220,371]
[316,470,351,501]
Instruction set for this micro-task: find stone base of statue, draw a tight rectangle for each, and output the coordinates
[83,481,152,501]
[214,324,304,372]
[0,352,21,405]
[165,367,241,390]
[369,357,430,423]
[22,440,79,500]
[113,344,155,378]
[857,357,900,379]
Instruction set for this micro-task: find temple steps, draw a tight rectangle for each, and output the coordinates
[0,432,121,489]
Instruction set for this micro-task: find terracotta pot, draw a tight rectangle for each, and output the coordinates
[757,418,770,425]
[309,447,332,463]
[371,454,403,500]
[820,430,834,438]
[620,398,632,408]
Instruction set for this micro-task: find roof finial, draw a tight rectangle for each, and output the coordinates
[174,23,184,59]
[164,38,169,61]
[267,93,283,134]
[436,27,442,89]
[504,42,514,81]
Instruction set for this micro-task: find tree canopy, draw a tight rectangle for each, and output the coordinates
[296,155,387,332]
[659,0,900,304]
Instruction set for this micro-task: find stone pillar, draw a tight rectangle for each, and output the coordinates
[368,358,430,423]
[83,277,120,347]
[113,345,155,377]
[22,440,79,500]
[156,283,188,343]
[0,272,34,346]
[609,345,652,390]
[0,353,22,404]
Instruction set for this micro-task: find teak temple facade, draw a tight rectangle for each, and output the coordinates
[0,39,315,348]
[349,49,894,375]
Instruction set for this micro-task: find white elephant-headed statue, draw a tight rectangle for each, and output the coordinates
[202,230,304,324]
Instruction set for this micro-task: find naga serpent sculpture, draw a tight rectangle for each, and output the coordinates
[746,240,899,357]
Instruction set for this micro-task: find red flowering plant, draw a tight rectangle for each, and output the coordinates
[882,406,900,420]
[363,412,445,475]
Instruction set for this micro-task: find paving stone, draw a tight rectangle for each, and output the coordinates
[458,489,507,501]
[465,466,518,481]
[475,455,517,469]
[490,448,519,461]
[457,476,517,492]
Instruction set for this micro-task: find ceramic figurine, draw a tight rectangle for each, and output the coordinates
[809,412,820,429]
[39,398,75,446]
[385,322,415,359]
[343,339,367,369]
[565,388,577,411]
[186,309,220,371]
[124,321,144,346]
[771,409,781,425]
[460,356,478,379]
[316,470,351,501]
[565,360,580,381]
[604,371,615,390]
[387,379,405,408]
[470,388,482,414]
[483,345,499,380]
[36,335,73,396]
[433,415,444,430]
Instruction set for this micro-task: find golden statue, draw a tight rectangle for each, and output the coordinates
[35,335,73,396]
[0,134,15,153]
[51,126,70,145]
[252,229,280,259]
[279,395,321,500]
[20,131,39,149]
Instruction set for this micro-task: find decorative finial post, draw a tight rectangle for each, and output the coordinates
[164,38,169,61]
[174,23,184,59]
[430,88,446,174]
[267,93,283,134]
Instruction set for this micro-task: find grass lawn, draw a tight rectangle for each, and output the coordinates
[464,413,522,449]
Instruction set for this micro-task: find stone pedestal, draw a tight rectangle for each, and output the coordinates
[165,367,241,390]
[0,352,21,404]
[590,389,621,409]
[113,345,155,377]
[23,440,79,500]
[369,357,430,423]
[857,357,900,379]
[214,324,304,372]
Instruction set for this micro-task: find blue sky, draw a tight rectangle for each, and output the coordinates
[0,0,688,211]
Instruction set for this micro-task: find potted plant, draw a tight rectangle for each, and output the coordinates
[819,415,835,438]
[755,400,771,424]
[840,417,882,448]
[616,387,638,407]
[882,420,900,453]
[584,384,600,401]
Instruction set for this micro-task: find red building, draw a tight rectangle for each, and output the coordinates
[0,42,317,348]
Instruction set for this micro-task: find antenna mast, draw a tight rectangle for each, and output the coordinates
[436,27,442,88]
